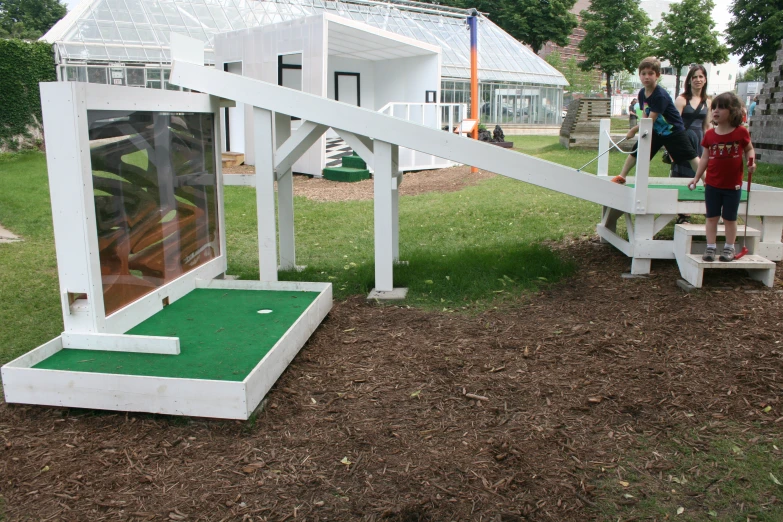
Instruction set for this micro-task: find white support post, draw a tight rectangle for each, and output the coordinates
[254,107,278,282]
[597,119,610,176]
[274,120,328,175]
[633,118,653,214]
[631,215,655,275]
[334,129,374,170]
[275,112,296,270]
[391,145,400,263]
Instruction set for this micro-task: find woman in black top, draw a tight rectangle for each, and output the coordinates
[671,64,711,223]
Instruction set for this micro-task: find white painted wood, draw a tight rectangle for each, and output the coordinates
[3,337,64,368]
[171,31,205,65]
[275,112,296,271]
[392,145,400,262]
[685,254,776,270]
[223,174,256,186]
[196,279,331,293]
[274,121,329,175]
[631,214,655,275]
[677,223,761,237]
[597,119,610,176]
[334,128,374,171]
[2,367,248,419]
[633,119,653,214]
[254,107,278,282]
[653,215,677,235]
[169,59,636,213]
[373,141,394,292]
[243,283,333,418]
[596,225,633,257]
[61,332,180,355]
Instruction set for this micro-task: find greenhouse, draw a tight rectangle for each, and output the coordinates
[43,0,566,126]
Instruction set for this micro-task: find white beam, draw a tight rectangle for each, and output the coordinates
[254,107,278,282]
[597,118,610,176]
[275,112,296,270]
[374,141,394,291]
[633,119,653,214]
[274,120,329,176]
[334,128,374,170]
[170,59,635,213]
[61,332,180,355]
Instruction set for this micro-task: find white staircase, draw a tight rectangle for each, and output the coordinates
[674,223,776,288]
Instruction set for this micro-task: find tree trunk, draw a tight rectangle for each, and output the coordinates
[605,72,612,99]
[675,71,681,98]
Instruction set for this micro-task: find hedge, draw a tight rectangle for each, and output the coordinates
[0,39,56,150]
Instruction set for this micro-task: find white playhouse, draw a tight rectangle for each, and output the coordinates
[215,13,462,179]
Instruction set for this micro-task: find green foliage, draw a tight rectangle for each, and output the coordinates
[0,0,66,40]
[545,51,600,95]
[430,0,578,54]
[579,0,651,98]
[739,64,767,82]
[0,39,56,150]
[652,0,729,96]
[726,0,783,73]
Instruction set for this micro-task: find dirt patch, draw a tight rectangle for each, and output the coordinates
[2,239,782,521]
[223,165,496,202]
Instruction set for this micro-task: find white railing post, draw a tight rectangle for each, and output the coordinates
[373,140,394,292]
[597,118,610,176]
[275,111,296,270]
[254,107,278,282]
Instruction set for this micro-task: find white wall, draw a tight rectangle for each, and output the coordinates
[374,54,440,110]
[214,15,327,175]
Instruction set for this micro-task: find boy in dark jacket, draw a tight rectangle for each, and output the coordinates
[612,57,699,184]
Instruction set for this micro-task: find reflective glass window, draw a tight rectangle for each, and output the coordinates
[87,110,220,315]
[88,67,108,84]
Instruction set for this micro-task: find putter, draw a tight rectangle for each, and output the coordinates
[577,137,629,172]
[734,158,754,260]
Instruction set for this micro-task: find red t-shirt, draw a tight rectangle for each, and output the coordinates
[701,126,750,189]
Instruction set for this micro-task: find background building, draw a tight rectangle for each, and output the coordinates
[42,0,567,127]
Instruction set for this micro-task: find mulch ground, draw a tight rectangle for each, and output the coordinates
[2,170,783,521]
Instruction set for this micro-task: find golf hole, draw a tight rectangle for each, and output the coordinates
[257,309,273,314]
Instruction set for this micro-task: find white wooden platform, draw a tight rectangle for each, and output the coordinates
[673,224,776,288]
[1,281,332,420]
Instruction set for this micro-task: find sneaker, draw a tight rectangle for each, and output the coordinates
[611,175,626,184]
[719,246,735,262]
[702,246,716,262]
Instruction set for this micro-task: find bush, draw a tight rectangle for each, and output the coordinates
[0,39,56,150]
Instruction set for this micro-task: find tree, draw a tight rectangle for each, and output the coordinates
[578,0,651,98]
[726,0,783,73]
[738,64,766,82]
[652,0,728,97]
[545,51,600,94]
[0,0,67,40]
[431,0,578,54]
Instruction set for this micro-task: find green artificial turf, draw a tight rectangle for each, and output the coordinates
[32,288,319,381]
[626,184,748,202]
[321,166,371,182]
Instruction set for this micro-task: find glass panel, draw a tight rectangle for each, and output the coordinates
[87,67,108,84]
[87,110,220,315]
[127,67,145,86]
[66,66,88,82]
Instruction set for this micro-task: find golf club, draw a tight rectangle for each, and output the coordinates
[734,158,754,260]
[576,137,629,172]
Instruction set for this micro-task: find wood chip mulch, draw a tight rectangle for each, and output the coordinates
[223,165,496,202]
[2,237,782,521]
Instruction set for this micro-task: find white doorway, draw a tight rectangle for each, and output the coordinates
[335,72,360,107]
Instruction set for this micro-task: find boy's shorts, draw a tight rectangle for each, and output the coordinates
[631,130,698,163]
[705,184,741,221]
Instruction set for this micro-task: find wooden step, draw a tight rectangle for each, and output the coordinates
[684,253,774,269]
[675,223,761,237]
[222,152,245,168]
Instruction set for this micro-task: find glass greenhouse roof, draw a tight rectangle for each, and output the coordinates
[43,0,567,86]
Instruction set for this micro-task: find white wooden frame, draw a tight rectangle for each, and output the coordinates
[2,281,332,420]
[39,81,228,333]
[594,118,783,274]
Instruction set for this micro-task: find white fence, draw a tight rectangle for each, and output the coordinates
[377,102,467,172]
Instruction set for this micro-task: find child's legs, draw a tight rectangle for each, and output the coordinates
[705,216,720,244]
[621,134,663,177]
[704,184,723,245]
[720,188,742,246]
[664,131,699,172]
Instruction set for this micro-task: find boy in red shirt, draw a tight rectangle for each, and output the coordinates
[688,92,756,262]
